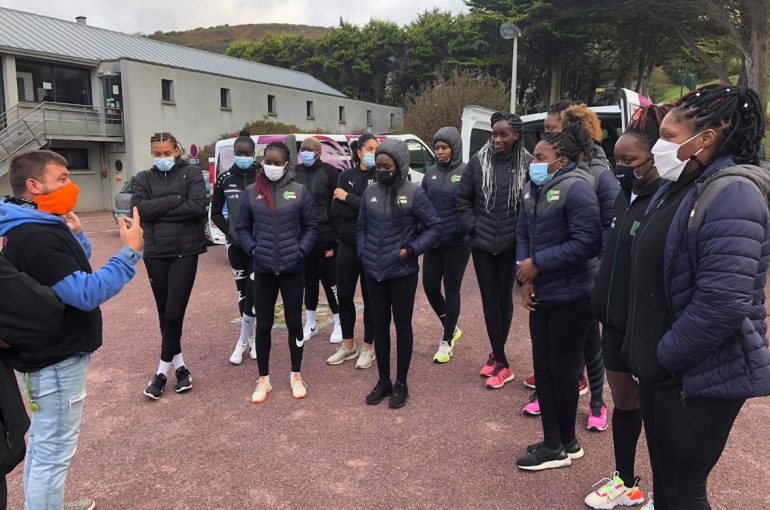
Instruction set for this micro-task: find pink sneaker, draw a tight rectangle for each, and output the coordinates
[587,402,608,431]
[485,363,514,389]
[522,392,540,416]
[479,353,496,377]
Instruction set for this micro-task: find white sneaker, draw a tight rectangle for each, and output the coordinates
[303,322,319,342]
[326,345,358,365]
[291,373,307,399]
[330,324,343,343]
[248,336,257,360]
[229,340,248,365]
[252,377,272,403]
[356,346,376,369]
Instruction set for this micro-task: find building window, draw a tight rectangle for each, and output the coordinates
[268,95,277,115]
[390,113,396,130]
[366,110,373,127]
[220,88,231,109]
[161,79,174,103]
[339,106,346,124]
[51,148,89,170]
[15,59,91,105]
[306,100,314,119]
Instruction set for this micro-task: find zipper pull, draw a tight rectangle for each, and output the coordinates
[5,431,11,449]
[679,388,686,410]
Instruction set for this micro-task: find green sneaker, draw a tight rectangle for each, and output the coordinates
[449,326,462,347]
[433,341,454,363]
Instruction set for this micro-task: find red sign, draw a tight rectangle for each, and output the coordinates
[189,143,200,159]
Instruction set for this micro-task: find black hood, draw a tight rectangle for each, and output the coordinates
[433,126,463,168]
[375,139,410,185]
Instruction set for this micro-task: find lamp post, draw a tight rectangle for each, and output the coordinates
[500,22,522,114]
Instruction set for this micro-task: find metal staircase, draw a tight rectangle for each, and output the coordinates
[0,102,124,179]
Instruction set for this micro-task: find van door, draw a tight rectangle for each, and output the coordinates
[460,105,496,162]
[405,138,435,184]
[618,88,650,131]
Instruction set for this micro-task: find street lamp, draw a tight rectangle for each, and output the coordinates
[500,22,522,114]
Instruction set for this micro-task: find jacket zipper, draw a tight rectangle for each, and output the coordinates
[604,193,631,325]
[376,191,385,281]
[494,162,501,254]
[272,181,280,275]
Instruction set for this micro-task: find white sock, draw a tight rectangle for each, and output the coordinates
[157,360,172,375]
[333,313,341,326]
[172,353,185,370]
[290,371,300,382]
[306,310,316,326]
[240,315,255,342]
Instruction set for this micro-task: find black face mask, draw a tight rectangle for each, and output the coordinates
[614,164,636,190]
[376,170,396,186]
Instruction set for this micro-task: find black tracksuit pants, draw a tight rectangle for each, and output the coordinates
[423,244,470,342]
[145,255,199,363]
[226,243,255,318]
[337,240,373,343]
[304,243,339,314]
[253,271,305,376]
[472,249,516,367]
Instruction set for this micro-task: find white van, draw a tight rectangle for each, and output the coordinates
[461,88,649,163]
[206,133,435,245]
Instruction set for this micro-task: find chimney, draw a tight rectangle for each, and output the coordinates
[75,16,87,25]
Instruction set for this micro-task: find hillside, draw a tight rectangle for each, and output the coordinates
[147,23,329,54]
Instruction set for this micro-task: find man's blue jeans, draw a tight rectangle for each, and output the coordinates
[19,354,90,510]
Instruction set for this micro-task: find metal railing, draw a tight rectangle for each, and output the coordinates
[0,102,124,169]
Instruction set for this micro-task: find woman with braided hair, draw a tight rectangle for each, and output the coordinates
[131,132,208,399]
[515,131,602,470]
[625,85,770,509]
[456,111,531,389]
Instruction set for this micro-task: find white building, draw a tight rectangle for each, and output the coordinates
[0,8,404,211]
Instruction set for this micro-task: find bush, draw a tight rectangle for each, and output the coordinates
[647,67,673,103]
[403,70,510,145]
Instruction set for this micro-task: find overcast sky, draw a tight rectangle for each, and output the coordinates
[1,1,470,34]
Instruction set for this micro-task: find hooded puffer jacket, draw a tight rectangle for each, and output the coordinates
[357,139,441,281]
[643,157,770,399]
[516,163,602,303]
[235,168,318,275]
[421,127,466,248]
[130,161,208,259]
[585,144,621,251]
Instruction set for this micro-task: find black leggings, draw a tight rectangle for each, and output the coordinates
[304,243,339,313]
[253,271,305,376]
[529,299,592,450]
[367,274,419,383]
[145,255,199,363]
[423,244,470,342]
[337,241,373,343]
[226,243,255,318]
[639,382,744,510]
[472,249,516,367]
[583,320,605,403]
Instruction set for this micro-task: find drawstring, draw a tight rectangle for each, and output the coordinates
[22,373,39,412]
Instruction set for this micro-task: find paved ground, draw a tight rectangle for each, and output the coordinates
[7,211,770,509]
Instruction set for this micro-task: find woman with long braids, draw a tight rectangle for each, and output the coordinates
[457,112,531,389]
[236,141,318,403]
[626,85,770,509]
[132,132,208,399]
[584,104,672,509]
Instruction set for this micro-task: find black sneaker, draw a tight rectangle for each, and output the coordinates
[174,366,192,393]
[564,437,584,460]
[388,380,408,409]
[365,379,392,405]
[143,373,167,400]
[517,443,571,471]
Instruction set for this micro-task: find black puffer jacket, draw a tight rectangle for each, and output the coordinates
[422,127,466,248]
[294,159,339,248]
[210,163,258,248]
[131,161,208,259]
[456,146,531,254]
[331,165,376,245]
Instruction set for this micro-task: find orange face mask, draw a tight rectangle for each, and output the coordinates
[33,181,79,215]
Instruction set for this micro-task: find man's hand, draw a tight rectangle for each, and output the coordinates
[65,212,83,235]
[119,207,144,253]
[333,188,348,202]
[516,258,539,284]
[522,282,537,311]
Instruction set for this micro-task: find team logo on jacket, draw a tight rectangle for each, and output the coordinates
[283,191,297,200]
[397,195,408,204]
[368,179,375,185]
[546,190,560,202]
[431,175,438,180]
[256,194,264,200]
[451,175,461,183]
[370,196,378,203]
[629,220,640,236]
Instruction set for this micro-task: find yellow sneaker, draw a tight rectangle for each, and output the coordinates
[291,373,307,399]
[251,377,272,404]
[450,326,462,346]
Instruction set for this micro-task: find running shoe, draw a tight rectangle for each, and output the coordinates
[326,345,358,365]
[579,375,589,395]
[522,392,541,416]
[229,340,248,365]
[64,499,96,510]
[527,438,583,460]
[516,443,571,471]
[356,346,375,369]
[584,473,645,509]
[252,377,272,403]
[433,341,454,364]
[389,381,408,409]
[365,379,393,405]
[640,493,654,510]
[479,353,497,377]
[588,401,609,431]
[302,322,318,342]
[450,326,462,345]
[174,366,192,393]
[485,363,514,389]
[143,373,166,400]
[523,374,536,389]
[330,324,343,343]
[291,373,307,399]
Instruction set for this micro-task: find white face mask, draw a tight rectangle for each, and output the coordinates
[651,132,705,182]
[264,163,286,182]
